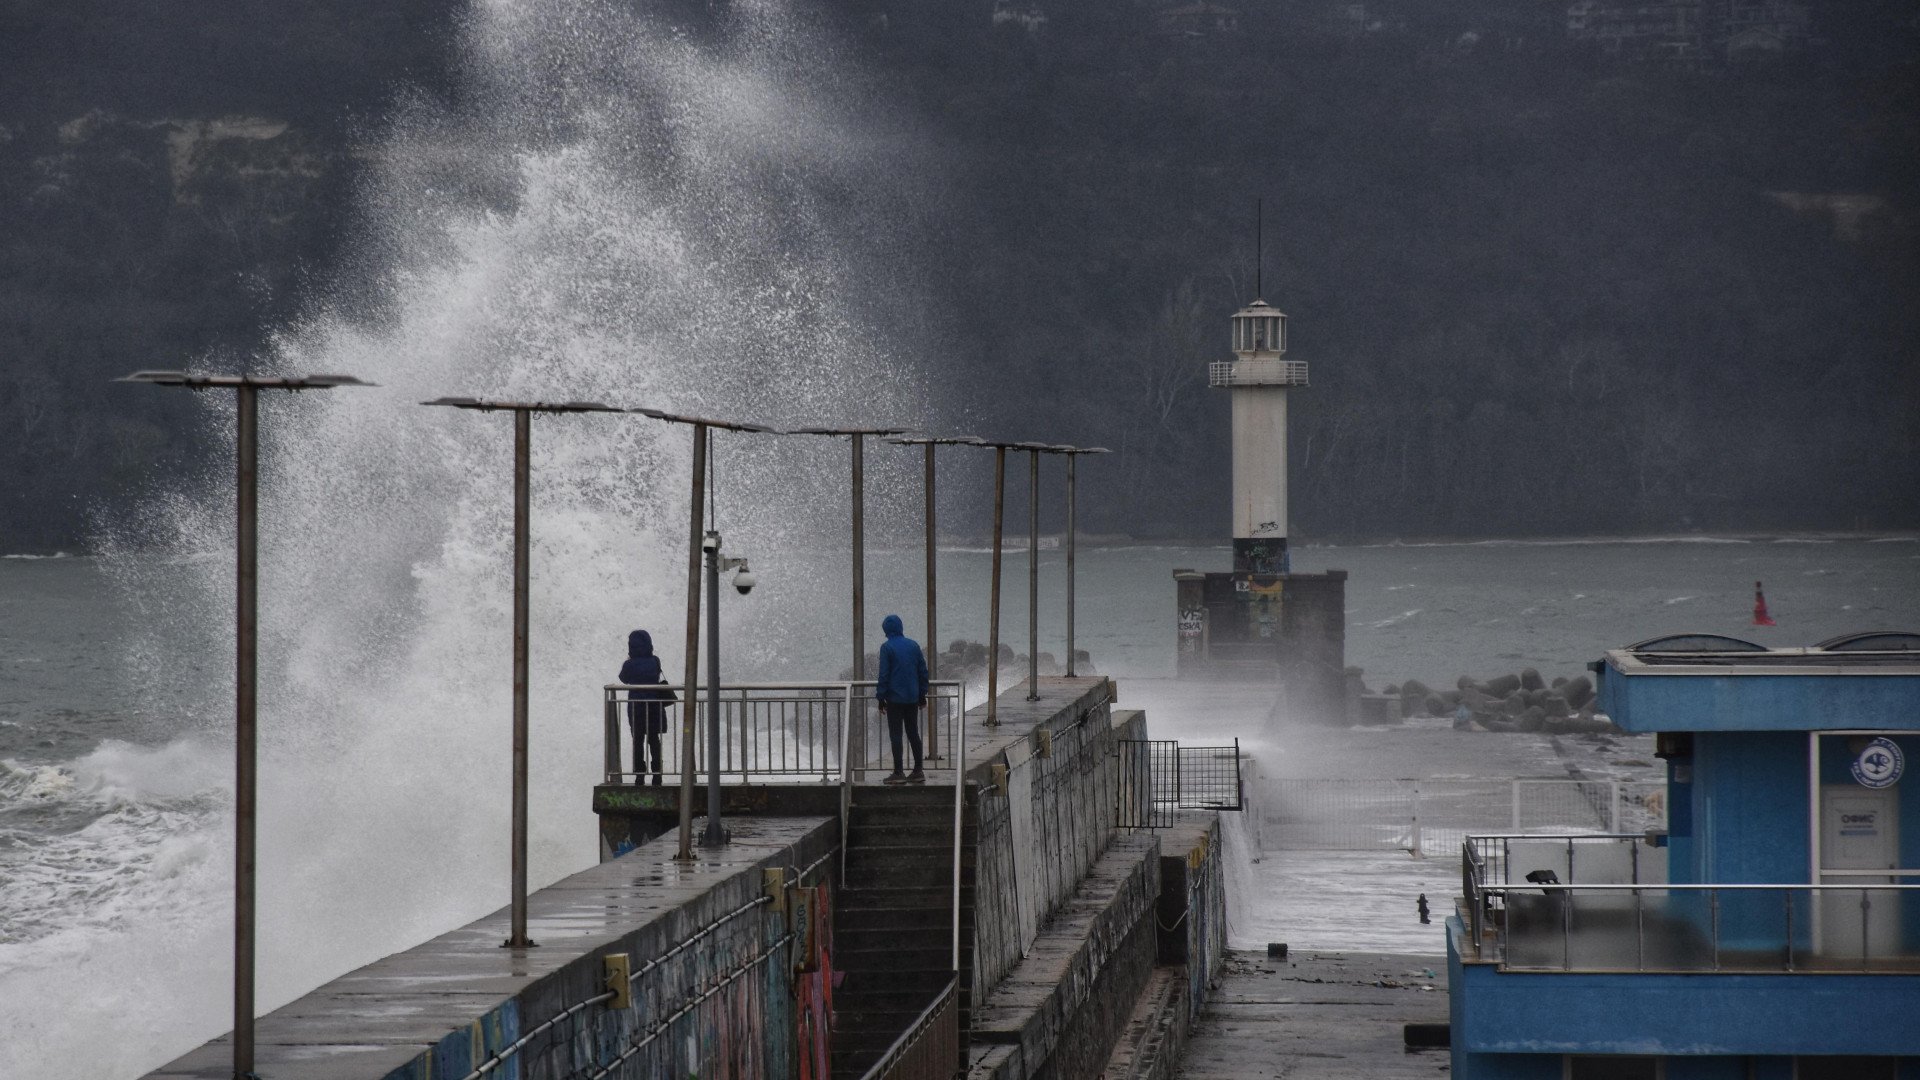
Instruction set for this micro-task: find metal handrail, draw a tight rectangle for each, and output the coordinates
[603,680,964,785]
[856,977,961,1080]
[1464,826,1920,973]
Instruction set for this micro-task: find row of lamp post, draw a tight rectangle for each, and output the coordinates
[116,369,1100,1080]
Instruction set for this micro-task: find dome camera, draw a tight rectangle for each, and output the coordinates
[733,568,756,596]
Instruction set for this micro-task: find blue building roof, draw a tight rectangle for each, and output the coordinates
[1598,631,1920,733]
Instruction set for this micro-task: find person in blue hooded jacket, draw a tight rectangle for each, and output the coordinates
[618,630,675,785]
[875,614,930,784]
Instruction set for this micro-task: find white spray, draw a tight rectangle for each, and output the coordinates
[1,1,935,1075]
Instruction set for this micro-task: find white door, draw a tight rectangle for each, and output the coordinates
[1818,785,1901,959]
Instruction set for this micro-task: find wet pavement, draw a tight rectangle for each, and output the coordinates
[1174,949,1450,1079]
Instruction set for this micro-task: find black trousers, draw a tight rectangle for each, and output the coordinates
[628,704,665,779]
[884,701,923,773]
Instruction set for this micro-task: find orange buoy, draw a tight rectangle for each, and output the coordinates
[1753,580,1776,626]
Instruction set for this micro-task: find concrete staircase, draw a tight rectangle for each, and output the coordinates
[832,783,973,1080]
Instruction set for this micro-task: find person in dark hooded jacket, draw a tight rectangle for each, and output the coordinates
[618,630,675,784]
[875,614,930,784]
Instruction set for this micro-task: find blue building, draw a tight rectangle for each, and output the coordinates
[1447,632,1920,1080]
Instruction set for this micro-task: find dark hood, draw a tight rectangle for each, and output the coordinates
[628,629,653,658]
[881,614,903,638]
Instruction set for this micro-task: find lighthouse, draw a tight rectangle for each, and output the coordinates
[1213,297,1306,575]
[1172,277,1347,718]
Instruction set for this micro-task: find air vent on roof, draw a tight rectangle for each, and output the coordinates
[1814,631,1920,652]
[1627,634,1768,653]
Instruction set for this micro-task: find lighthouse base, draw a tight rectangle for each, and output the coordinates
[1172,567,1349,722]
[1233,537,1287,575]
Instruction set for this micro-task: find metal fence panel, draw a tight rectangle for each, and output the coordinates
[1175,742,1243,811]
[1116,740,1177,829]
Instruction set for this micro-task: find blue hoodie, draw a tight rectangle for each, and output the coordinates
[875,614,929,704]
[618,630,671,701]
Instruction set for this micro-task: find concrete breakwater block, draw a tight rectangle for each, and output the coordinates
[1374,667,1619,734]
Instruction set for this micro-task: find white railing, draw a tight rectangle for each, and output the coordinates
[1208,359,1309,387]
[601,680,965,785]
[1267,778,1667,856]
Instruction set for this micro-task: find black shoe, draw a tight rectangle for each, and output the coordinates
[907,769,926,784]
[883,771,907,785]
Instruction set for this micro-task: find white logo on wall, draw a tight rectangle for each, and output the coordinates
[1850,737,1905,789]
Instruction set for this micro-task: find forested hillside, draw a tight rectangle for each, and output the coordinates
[3,0,1915,548]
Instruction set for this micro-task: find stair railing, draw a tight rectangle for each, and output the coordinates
[856,976,961,1080]
[839,681,855,885]
[951,682,968,974]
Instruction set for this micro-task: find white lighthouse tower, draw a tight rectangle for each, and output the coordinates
[1212,296,1306,575]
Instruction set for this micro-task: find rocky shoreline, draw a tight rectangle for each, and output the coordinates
[1359,667,1618,734]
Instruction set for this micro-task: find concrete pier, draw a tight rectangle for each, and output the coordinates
[143,816,835,1080]
[144,676,1240,1080]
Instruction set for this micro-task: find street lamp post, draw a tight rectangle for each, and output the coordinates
[421,397,618,946]
[1053,447,1108,677]
[789,426,906,775]
[1020,443,1046,701]
[955,441,1024,726]
[118,370,371,1080]
[630,408,776,857]
[885,435,982,759]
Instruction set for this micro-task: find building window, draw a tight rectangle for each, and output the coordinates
[1566,1057,1660,1080]
[1796,1058,1895,1080]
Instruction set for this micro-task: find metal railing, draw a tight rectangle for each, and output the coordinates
[1268,778,1667,856]
[856,977,961,1080]
[1207,359,1309,387]
[1116,739,1245,828]
[1462,834,1920,973]
[601,681,965,785]
[1178,742,1244,810]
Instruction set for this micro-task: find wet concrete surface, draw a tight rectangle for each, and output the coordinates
[142,815,833,1079]
[1175,949,1450,1079]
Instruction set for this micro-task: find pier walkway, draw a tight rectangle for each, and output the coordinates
[144,816,836,1080]
[1174,950,1450,1079]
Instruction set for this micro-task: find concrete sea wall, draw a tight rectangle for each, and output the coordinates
[968,683,1129,995]
[144,817,837,1080]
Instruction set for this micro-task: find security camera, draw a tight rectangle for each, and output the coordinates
[733,569,756,596]
[701,530,721,554]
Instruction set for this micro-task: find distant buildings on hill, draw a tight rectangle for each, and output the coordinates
[983,0,1823,68]
[1566,0,1812,64]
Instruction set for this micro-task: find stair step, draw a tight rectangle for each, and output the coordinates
[840,882,969,903]
[834,907,961,931]
[832,1005,929,1029]
[848,803,960,826]
[839,924,969,950]
[838,945,951,968]
[847,785,956,808]
[845,823,973,846]
[845,866,969,891]
[844,841,967,857]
